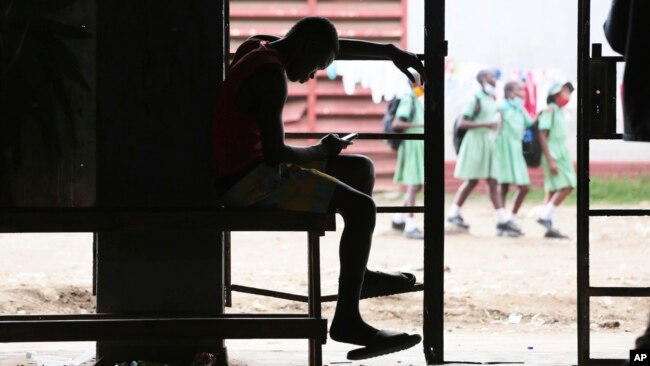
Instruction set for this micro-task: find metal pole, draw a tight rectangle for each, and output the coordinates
[577,0,591,364]
[423,0,446,364]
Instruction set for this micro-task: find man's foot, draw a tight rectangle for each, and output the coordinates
[361,270,416,299]
[447,215,470,230]
[330,317,379,346]
[391,220,406,231]
[537,218,553,230]
[545,228,569,239]
[404,227,424,239]
[346,330,422,360]
[497,221,522,237]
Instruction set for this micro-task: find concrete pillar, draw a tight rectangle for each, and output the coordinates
[95,1,227,364]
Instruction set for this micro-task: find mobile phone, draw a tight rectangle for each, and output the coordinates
[341,133,359,142]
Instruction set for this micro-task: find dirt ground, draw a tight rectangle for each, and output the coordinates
[0,197,649,362]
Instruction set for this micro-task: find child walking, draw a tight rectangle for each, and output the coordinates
[447,70,521,237]
[495,81,534,233]
[537,82,576,239]
[391,74,425,239]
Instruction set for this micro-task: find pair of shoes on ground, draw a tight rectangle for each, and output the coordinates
[537,218,570,239]
[391,220,424,239]
[448,215,522,237]
[497,220,523,237]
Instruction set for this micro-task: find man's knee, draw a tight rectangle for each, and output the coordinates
[339,190,375,218]
[353,155,375,182]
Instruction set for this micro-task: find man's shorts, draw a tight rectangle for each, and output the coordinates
[219,160,339,213]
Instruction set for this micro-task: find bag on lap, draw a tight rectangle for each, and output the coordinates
[383,97,416,151]
[452,95,481,155]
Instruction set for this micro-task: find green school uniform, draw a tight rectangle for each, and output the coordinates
[393,93,425,185]
[454,91,500,180]
[495,99,533,185]
[539,103,577,191]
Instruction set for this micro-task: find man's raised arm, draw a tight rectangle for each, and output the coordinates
[338,39,426,84]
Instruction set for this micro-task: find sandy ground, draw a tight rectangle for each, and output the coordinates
[1,197,649,365]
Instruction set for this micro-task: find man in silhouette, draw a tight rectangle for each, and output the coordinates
[213,17,426,360]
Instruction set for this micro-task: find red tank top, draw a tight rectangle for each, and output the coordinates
[212,38,285,179]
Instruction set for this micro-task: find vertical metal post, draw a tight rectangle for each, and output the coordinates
[308,232,323,366]
[577,0,591,364]
[224,231,232,307]
[423,0,446,364]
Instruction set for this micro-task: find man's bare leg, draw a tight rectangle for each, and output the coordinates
[325,155,414,345]
[326,155,413,287]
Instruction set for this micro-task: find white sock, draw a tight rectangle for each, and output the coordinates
[405,217,418,232]
[392,213,404,224]
[447,204,461,218]
[510,213,518,223]
[496,208,510,224]
[540,203,556,221]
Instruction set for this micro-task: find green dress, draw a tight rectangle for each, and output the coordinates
[454,91,500,180]
[393,93,425,185]
[539,103,577,191]
[495,99,533,185]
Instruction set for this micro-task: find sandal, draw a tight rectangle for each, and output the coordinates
[361,270,417,299]
[347,330,422,360]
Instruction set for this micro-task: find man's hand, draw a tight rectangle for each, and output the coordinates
[388,45,426,85]
[320,134,353,157]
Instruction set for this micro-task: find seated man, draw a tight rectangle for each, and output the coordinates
[213,17,426,360]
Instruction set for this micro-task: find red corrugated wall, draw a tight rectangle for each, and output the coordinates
[230,1,649,192]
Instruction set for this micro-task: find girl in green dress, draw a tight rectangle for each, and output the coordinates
[392,77,425,239]
[496,81,534,229]
[538,82,576,239]
[447,70,521,237]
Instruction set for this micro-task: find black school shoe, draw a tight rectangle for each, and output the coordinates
[537,218,553,230]
[497,221,523,237]
[391,220,406,231]
[404,227,424,239]
[447,215,470,230]
[545,228,569,239]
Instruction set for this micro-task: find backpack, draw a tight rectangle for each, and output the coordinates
[523,108,554,168]
[452,96,481,154]
[382,96,417,151]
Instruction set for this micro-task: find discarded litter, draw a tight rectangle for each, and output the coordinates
[508,312,523,324]
[27,348,94,366]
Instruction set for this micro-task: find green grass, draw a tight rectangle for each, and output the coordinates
[381,175,650,206]
[589,175,650,204]
[492,176,650,205]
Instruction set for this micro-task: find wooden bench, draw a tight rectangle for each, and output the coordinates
[0,207,336,366]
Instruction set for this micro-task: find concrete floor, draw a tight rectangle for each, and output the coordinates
[0,331,635,366]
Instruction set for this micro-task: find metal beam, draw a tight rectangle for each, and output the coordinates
[0,317,327,343]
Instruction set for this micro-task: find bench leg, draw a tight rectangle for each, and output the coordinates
[308,231,323,366]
